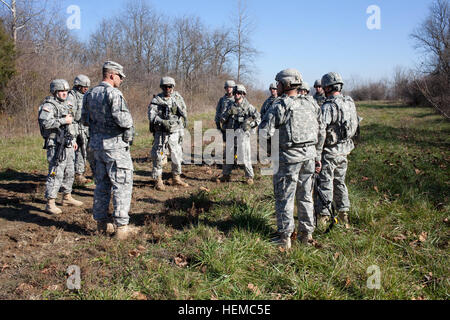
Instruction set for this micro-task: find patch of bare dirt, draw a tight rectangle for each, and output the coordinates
[0,150,262,299]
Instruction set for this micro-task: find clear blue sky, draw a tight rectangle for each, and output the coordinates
[61,0,432,90]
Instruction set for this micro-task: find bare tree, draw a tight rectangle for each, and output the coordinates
[231,0,258,82]
[208,29,235,76]
[0,0,46,46]
[410,0,449,118]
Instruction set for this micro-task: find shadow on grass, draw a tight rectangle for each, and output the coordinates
[357,103,409,110]
[0,196,91,236]
[131,190,273,237]
[0,169,46,183]
[351,122,449,206]
[360,123,450,149]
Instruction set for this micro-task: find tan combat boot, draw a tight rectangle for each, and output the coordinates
[115,224,139,241]
[318,215,330,230]
[299,232,313,245]
[246,178,254,186]
[62,194,84,207]
[271,234,292,250]
[215,175,231,183]
[155,177,166,191]
[97,221,115,236]
[75,174,92,186]
[338,211,350,229]
[173,174,189,187]
[45,199,62,215]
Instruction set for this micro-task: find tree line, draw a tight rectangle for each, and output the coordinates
[0,0,260,136]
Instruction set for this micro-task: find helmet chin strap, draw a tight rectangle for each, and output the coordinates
[55,93,66,102]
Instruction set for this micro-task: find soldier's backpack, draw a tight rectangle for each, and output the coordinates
[283,96,319,146]
[332,95,359,142]
[38,97,58,139]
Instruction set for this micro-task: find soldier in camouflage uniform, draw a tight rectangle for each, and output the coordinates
[67,75,93,186]
[217,84,260,185]
[215,80,236,141]
[260,83,278,120]
[38,79,84,215]
[316,72,359,229]
[148,77,189,191]
[313,80,326,106]
[259,69,326,249]
[298,81,311,96]
[82,61,137,240]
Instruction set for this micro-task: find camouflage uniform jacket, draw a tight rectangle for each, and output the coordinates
[313,93,326,106]
[148,91,188,133]
[260,96,277,120]
[81,82,134,151]
[215,95,235,130]
[259,94,326,164]
[321,94,355,156]
[220,98,261,132]
[38,95,77,149]
[67,89,87,138]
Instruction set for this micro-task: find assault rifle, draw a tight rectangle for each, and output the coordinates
[54,124,73,164]
[313,173,338,234]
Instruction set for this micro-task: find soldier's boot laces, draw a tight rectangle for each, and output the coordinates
[338,212,350,229]
[46,199,62,215]
[271,234,292,250]
[299,232,314,246]
[173,174,189,187]
[155,177,166,191]
[115,224,139,241]
[62,194,84,207]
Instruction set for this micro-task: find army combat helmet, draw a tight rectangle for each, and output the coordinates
[275,68,303,91]
[50,79,70,102]
[233,84,247,95]
[160,76,176,88]
[50,79,70,94]
[321,72,344,88]
[74,75,91,87]
[224,80,236,89]
[299,81,310,93]
[314,80,322,88]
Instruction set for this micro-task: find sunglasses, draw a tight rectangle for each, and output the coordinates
[234,91,244,95]
[162,85,174,89]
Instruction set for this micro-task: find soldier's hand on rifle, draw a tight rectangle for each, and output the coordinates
[315,161,322,174]
[73,142,78,151]
[64,114,74,125]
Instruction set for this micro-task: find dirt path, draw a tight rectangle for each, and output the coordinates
[0,148,256,299]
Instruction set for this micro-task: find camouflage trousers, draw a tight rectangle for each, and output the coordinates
[151,131,183,179]
[45,146,75,199]
[223,130,254,178]
[273,159,316,237]
[317,153,350,215]
[74,134,89,174]
[93,148,133,227]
